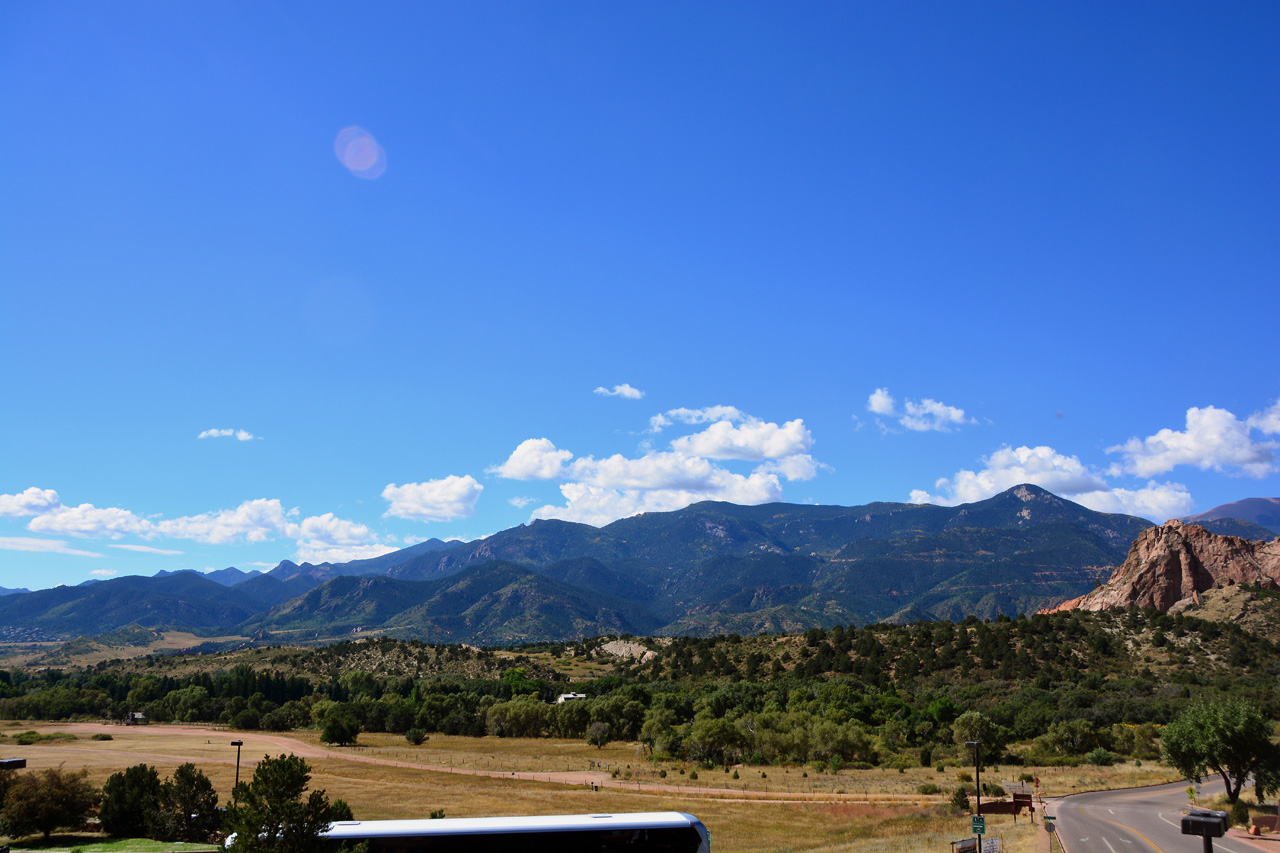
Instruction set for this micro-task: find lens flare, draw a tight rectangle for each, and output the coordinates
[334,126,387,179]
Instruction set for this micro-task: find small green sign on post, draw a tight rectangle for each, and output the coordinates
[972,815,985,835]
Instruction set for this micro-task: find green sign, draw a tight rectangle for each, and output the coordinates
[972,816,985,834]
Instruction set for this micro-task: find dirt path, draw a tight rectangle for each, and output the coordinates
[49,723,932,805]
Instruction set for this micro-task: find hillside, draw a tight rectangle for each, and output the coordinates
[0,572,269,636]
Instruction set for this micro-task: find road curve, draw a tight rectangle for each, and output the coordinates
[1048,780,1272,853]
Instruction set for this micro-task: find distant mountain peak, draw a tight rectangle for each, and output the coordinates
[1183,498,1280,535]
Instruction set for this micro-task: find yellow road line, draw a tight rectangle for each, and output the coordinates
[1080,807,1166,853]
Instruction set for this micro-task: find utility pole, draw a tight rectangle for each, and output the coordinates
[966,741,982,851]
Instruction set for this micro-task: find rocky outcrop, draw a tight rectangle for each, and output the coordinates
[1048,521,1280,613]
[599,639,657,663]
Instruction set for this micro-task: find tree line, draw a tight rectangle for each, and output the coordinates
[0,752,350,851]
[1,608,1276,774]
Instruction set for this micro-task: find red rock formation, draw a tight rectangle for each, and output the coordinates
[1047,520,1280,613]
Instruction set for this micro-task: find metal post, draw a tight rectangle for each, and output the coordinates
[966,741,982,850]
[231,740,244,792]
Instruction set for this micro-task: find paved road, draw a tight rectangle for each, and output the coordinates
[1049,780,1267,853]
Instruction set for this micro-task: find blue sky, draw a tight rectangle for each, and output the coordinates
[2,2,1277,590]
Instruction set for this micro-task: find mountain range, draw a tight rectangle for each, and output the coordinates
[1,487,1274,645]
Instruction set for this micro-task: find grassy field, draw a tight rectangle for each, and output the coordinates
[0,722,1181,853]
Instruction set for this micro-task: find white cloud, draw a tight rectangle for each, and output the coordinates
[0,487,62,517]
[1248,399,1280,435]
[531,472,783,527]
[198,428,258,441]
[867,387,973,432]
[1070,481,1195,521]
[671,418,813,461]
[156,498,294,544]
[1107,405,1277,478]
[867,388,896,416]
[909,444,1196,522]
[383,475,484,522]
[901,398,973,432]
[489,438,573,480]
[90,568,118,577]
[648,406,745,433]
[594,383,645,400]
[502,405,824,526]
[911,445,1109,506]
[11,489,394,568]
[0,536,103,558]
[29,503,153,539]
[295,513,376,547]
[757,454,827,482]
[109,544,184,555]
[295,541,399,564]
[508,496,535,508]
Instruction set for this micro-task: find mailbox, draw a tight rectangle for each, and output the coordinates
[0,759,25,770]
[1181,808,1227,838]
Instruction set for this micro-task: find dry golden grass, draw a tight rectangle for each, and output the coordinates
[0,723,1168,853]
[0,632,248,669]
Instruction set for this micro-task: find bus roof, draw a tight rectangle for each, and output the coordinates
[324,812,701,839]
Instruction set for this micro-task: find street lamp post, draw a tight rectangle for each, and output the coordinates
[231,740,244,792]
[966,741,982,851]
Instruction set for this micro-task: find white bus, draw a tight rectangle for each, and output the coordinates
[318,811,710,853]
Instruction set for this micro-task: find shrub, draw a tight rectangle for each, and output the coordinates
[950,786,971,812]
[405,729,427,745]
[329,799,354,822]
[91,733,113,741]
[658,770,667,779]
[689,770,698,781]
[1,765,100,840]
[920,746,933,767]
[918,783,942,795]
[1084,748,1117,767]
[1230,800,1250,828]
[731,770,739,779]
[957,771,973,784]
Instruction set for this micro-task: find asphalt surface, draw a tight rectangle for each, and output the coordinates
[1049,780,1271,853]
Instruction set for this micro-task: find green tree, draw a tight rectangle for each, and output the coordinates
[1161,698,1276,803]
[99,763,161,837]
[320,716,360,746]
[224,754,333,853]
[586,721,611,749]
[0,765,100,840]
[151,763,220,843]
